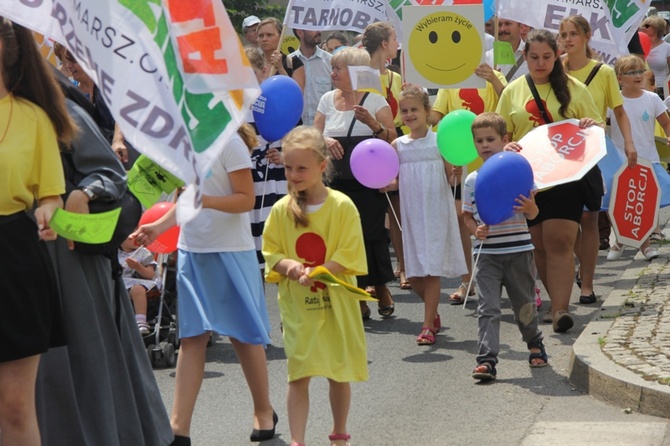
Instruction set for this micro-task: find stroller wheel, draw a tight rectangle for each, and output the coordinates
[167,333,179,350]
[163,343,176,368]
[146,344,158,367]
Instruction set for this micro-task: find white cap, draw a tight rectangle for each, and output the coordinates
[243,15,261,31]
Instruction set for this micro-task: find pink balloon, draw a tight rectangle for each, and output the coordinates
[350,139,399,189]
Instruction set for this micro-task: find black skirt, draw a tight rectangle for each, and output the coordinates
[527,181,584,227]
[0,212,65,362]
[330,178,395,288]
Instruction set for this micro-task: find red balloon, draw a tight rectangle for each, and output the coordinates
[638,31,651,58]
[138,202,180,254]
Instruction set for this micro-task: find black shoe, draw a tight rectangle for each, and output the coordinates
[575,272,582,289]
[579,291,597,305]
[599,238,610,250]
[170,435,191,446]
[250,411,278,442]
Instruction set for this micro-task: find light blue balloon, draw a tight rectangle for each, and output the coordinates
[484,0,495,21]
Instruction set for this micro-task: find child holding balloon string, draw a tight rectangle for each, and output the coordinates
[262,126,369,446]
[463,112,547,381]
[384,86,467,345]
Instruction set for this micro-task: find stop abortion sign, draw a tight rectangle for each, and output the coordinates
[608,159,660,248]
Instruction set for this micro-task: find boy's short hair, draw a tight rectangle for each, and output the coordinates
[471,112,507,138]
[614,54,645,76]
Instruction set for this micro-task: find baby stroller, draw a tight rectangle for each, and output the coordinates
[143,252,179,368]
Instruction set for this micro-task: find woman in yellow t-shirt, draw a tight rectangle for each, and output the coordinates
[362,22,409,294]
[559,15,638,306]
[496,29,601,334]
[0,18,77,444]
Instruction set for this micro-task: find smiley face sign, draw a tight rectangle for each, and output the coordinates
[402,5,485,89]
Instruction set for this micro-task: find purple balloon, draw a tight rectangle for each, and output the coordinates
[350,139,399,189]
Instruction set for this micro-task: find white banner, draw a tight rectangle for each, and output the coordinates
[498,0,651,65]
[1,0,260,222]
[286,0,404,40]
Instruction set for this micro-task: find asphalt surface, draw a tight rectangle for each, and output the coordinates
[153,224,670,446]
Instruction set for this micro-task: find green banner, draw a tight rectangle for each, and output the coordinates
[128,154,185,209]
[493,41,516,65]
[50,207,121,243]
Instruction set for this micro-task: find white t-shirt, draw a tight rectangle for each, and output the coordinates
[317,91,390,138]
[647,42,670,88]
[609,90,667,162]
[178,133,255,252]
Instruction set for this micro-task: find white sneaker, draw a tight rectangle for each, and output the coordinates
[643,247,660,260]
[137,321,150,335]
[607,244,624,261]
[534,287,542,309]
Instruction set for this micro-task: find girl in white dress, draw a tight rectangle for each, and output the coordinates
[387,87,467,345]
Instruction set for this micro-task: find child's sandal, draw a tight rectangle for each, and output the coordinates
[329,433,351,445]
[528,340,548,368]
[472,361,497,381]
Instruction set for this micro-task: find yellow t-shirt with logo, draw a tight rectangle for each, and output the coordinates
[381,70,404,129]
[0,95,64,215]
[567,59,623,121]
[433,71,508,116]
[496,75,603,141]
[263,189,368,383]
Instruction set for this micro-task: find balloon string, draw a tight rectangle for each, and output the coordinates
[463,242,482,308]
[385,192,401,232]
[259,159,270,212]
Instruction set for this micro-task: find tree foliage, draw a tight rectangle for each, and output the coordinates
[223,0,286,34]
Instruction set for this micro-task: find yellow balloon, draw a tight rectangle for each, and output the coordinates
[408,11,482,85]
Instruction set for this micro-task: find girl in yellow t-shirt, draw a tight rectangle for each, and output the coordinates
[0,18,77,444]
[263,127,368,446]
[362,22,409,294]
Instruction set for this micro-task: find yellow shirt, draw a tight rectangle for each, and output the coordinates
[381,70,403,129]
[433,71,508,116]
[496,75,603,141]
[567,59,623,121]
[0,95,64,214]
[262,189,369,382]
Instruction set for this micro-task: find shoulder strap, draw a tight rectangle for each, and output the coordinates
[505,54,525,82]
[525,74,553,124]
[584,62,603,86]
[346,92,370,139]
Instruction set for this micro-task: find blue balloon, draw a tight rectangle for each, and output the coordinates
[252,76,304,142]
[483,0,495,21]
[475,152,534,226]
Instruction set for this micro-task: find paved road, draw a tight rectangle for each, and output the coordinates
[153,244,670,445]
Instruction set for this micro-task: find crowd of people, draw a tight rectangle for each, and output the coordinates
[3,7,670,446]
